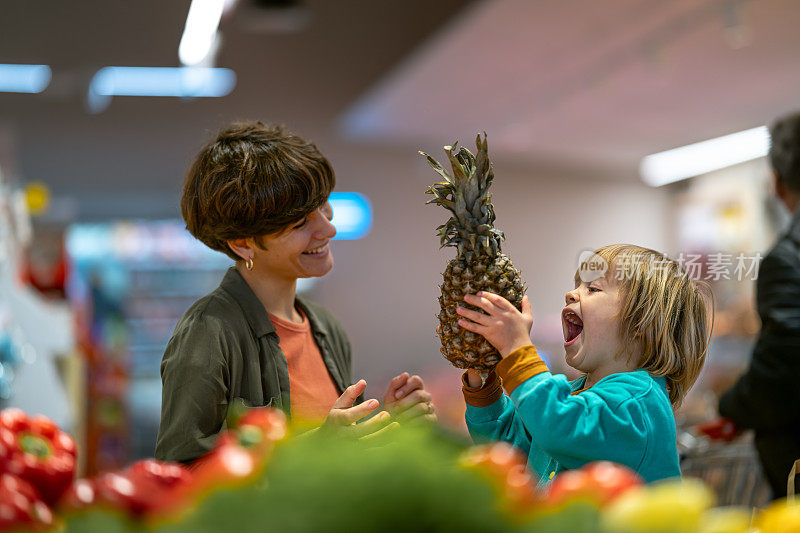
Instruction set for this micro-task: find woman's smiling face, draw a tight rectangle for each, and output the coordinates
[561,272,625,374]
[252,201,337,280]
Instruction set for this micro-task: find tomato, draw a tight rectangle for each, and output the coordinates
[582,461,642,503]
[545,470,599,507]
[460,442,539,512]
[545,461,642,508]
[460,442,527,477]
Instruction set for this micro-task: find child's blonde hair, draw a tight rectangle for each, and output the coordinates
[586,244,714,407]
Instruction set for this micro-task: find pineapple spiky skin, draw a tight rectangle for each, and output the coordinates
[423,133,526,371]
[438,253,525,370]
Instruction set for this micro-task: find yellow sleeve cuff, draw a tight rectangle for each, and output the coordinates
[494,345,549,394]
[461,370,503,407]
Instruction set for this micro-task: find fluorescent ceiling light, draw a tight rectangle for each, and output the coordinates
[0,64,51,93]
[89,67,235,97]
[86,67,236,113]
[640,126,769,187]
[329,192,372,240]
[179,0,226,66]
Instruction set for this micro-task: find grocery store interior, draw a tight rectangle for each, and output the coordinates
[1,0,799,501]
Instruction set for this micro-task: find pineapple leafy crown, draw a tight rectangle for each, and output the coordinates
[421,132,504,261]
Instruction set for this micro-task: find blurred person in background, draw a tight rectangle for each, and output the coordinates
[156,122,435,464]
[717,111,800,499]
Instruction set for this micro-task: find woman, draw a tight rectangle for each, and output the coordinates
[155,121,435,464]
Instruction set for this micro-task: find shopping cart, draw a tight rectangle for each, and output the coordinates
[678,429,771,508]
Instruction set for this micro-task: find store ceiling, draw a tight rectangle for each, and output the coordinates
[0,0,799,218]
[342,0,800,171]
[0,0,474,216]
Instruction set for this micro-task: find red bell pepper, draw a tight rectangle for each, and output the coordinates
[696,418,740,441]
[0,408,77,505]
[194,406,287,476]
[57,478,96,514]
[0,473,54,531]
[189,432,260,486]
[150,433,259,520]
[195,406,287,479]
[238,407,287,438]
[234,407,288,456]
[153,407,287,515]
[93,459,192,518]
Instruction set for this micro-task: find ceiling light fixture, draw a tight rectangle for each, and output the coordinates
[0,64,51,93]
[179,0,227,66]
[640,126,769,187]
[86,66,236,113]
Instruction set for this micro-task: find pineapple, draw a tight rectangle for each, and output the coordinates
[421,133,526,371]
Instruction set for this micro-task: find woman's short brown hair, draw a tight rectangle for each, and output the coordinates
[576,244,715,407]
[181,121,335,261]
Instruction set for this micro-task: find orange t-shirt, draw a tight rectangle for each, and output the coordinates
[268,308,340,422]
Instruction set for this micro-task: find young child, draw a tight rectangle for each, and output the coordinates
[457,244,713,484]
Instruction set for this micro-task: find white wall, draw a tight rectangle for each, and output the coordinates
[312,141,670,403]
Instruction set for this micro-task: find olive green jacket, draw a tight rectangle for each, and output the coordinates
[155,267,354,464]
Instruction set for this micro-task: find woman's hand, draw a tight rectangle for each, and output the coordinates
[321,380,398,439]
[383,373,437,425]
[457,292,533,358]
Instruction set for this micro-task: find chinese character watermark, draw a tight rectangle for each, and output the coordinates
[576,250,763,282]
[577,251,608,283]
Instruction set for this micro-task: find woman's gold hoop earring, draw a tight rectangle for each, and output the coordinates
[245,257,254,271]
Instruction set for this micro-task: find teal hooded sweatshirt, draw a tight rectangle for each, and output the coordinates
[463,345,681,486]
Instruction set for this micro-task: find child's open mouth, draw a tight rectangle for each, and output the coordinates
[562,310,583,346]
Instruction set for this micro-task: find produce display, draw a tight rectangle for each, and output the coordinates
[0,408,77,505]
[422,134,526,371]
[0,473,53,530]
[0,406,797,532]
